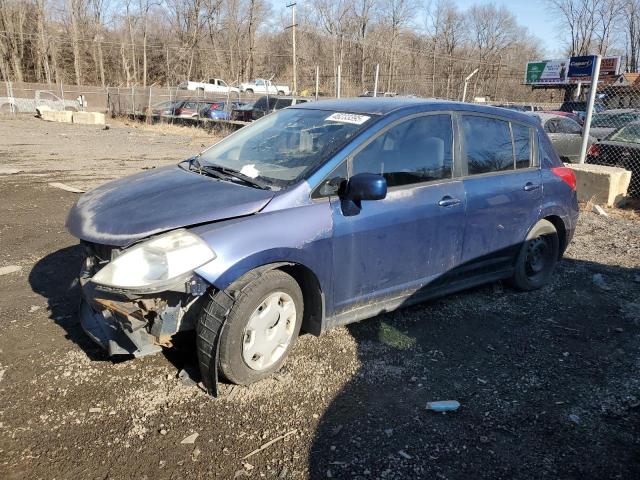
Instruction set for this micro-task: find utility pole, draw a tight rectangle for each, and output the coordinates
[286,3,297,95]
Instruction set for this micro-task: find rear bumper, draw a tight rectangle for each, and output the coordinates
[79,297,162,358]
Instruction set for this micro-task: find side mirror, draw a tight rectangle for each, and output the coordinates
[346,173,387,202]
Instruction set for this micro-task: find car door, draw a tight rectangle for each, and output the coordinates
[327,113,467,314]
[459,114,542,273]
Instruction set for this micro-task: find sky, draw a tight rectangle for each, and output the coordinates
[452,0,561,57]
[271,0,563,58]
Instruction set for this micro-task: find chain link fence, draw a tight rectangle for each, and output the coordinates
[2,70,638,198]
[579,87,640,197]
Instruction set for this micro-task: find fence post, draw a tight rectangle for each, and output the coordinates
[147,86,153,123]
[373,64,379,98]
[579,55,602,164]
[6,81,15,115]
[315,66,319,101]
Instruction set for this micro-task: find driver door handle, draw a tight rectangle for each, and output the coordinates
[523,182,540,192]
[438,196,462,207]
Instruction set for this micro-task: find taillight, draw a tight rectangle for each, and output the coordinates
[551,167,577,190]
[587,143,600,157]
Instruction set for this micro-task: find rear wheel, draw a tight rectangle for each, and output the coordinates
[245,88,254,95]
[196,269,303,386]
[510,219,559,291]
[278,90,285,95]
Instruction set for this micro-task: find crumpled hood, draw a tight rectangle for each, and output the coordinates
[66,164,274,246]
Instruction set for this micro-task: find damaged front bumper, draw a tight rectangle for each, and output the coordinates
[78,241,209,358]
[80,298,163,357]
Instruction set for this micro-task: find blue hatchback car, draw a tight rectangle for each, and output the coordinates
[66,98,579,392]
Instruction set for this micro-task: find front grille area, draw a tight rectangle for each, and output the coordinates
[80,241,120,278]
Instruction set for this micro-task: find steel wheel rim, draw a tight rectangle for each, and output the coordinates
[525,236,550,279]
[242,291,297,371]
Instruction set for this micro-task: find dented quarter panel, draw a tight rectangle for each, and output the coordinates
[66,164,274,246]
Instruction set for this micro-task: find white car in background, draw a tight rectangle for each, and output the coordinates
[0,90,85,113]
[239,79,291,96]
[178,79,239,95]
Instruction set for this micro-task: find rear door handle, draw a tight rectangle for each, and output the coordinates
[523,182,540,192]
[438,196,462,207]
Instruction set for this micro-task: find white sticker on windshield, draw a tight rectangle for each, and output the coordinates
[325,112,371,125]
[240,164,260,178]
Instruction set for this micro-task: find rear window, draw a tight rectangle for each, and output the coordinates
[462,116,513,174]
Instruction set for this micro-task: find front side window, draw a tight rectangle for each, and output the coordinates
[462,115,513,174]
[351,114,453,187]
[198,109,375,187]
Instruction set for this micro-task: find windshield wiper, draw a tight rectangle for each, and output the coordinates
[201,164,272,190]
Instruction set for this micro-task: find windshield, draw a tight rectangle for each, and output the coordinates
[198,108,375,187]
[591,112,638,128]
[607,124,640,144]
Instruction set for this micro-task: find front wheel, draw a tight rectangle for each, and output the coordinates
[510,219,559,291]
[197,269,303,386]
[278,90,285,95]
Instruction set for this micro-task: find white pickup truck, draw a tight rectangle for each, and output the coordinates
[177,79,239,94]
[239,79,291,96]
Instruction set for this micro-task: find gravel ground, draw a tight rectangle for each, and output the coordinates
[0,116,639,479]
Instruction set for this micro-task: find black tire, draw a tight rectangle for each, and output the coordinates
[245,88,254,95]
[196,268,303,386]
[278,90,285,95]
[510,219,560,291]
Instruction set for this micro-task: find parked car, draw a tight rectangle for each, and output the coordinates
[232,95,310,121]
[543,110,584,125]
[559,100,606,122]
[177,79,239,95]
[146,100,178,116]
[586,121,640,196]
[66,98,578,392]
[588,109,640,141]
[529,112,595,163]
[1,90,85,113]
[165,99,216,118]
[200,101,247,120]
[495,104,543,112]
[239,78,290,96]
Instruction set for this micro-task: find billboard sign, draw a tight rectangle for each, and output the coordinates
[525,56,621,85]
[567,55,597,83]
[524,59,568,85]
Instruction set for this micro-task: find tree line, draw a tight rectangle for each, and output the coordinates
[0,0,637,101]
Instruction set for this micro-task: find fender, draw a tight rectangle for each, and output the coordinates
[191,202,335,311]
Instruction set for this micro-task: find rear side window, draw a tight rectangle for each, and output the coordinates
[512,123,532,169]
[351,114,453,187]
[461,116,513,174]
[559,118,582,134]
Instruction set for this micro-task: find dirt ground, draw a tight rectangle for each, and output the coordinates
[0,115,639,480]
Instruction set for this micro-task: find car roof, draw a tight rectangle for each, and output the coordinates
[289,97,538,125]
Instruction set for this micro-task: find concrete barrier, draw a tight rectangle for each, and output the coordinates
[566,163,631,207]
[41,110,73,123]
[72,111,106,125]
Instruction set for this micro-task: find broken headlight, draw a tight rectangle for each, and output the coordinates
[91,229,215,289]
